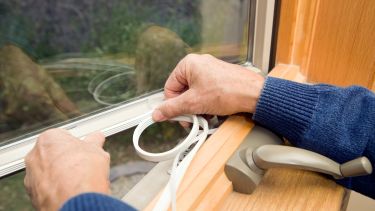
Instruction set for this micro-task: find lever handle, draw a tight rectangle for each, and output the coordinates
[250,145,372,179]
[340,157,372,177]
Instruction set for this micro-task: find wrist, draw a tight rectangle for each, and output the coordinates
[239,71,265,113]
[46,180,111,211]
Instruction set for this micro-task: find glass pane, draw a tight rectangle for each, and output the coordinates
[0,0,250,144]
[106,121,188,198]
[0,121,188,210]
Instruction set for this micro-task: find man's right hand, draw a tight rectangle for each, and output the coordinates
[24,129,111,211]
[152,54,265,121]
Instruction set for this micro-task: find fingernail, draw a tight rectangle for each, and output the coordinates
[153,109,167,122]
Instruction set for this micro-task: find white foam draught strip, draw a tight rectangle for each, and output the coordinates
[133,112,216,211]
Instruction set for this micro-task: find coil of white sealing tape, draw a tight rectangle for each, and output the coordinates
[133,112,216,211]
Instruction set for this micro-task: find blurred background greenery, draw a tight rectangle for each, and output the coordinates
[0,1,200,210]
[0,0,249,209]
[0,0,201,59]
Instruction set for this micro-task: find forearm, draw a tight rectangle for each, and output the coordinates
[253,77,375,198]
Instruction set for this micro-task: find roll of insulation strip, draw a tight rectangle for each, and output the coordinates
[133,112,216,211]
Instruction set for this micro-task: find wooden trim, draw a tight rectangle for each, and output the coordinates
[275,0,375,88]
[275,0,319,75]
[267,64,306,81]
[370,69,375,92]
[193,172,232,210]
[274,0,298,64]
[145,65,345,210]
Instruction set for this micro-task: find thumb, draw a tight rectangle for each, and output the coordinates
[84,131,106,148]
[153,90,195,121]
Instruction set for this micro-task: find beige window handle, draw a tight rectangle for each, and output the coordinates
[224,127,373,194]
[247,145,373,179]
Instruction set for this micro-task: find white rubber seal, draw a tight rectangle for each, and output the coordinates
[133,112,216,211]
[133,115,199,162]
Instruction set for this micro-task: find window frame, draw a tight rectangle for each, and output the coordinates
[0,0,275,178]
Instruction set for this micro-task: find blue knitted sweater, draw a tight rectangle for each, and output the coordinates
[253,77,375,198]
[61,77,375,211]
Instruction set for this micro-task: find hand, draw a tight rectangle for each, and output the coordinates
[152,54,265,121]
[24,129,111,211]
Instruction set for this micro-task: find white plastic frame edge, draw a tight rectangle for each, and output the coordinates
[0,0,275,179]
[0,92,164,178]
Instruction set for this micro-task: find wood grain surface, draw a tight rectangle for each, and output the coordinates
[221,168,344,211]
[275,0,375,88]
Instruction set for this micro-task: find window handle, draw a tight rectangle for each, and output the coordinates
[247,145,373,179]
[224,126,373,194]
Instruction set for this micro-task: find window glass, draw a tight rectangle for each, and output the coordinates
[0,0,251,209]
[0,121,188,210]
[0,0,250,144]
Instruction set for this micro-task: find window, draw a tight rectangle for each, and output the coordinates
[0,0,251,145]
[0,0,275,210]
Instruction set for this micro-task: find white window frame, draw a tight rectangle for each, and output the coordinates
[0,0,275,178]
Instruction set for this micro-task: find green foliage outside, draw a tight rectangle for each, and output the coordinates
[0,0,201,59]
[0,0,200,210]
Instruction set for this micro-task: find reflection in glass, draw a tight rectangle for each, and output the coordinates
[0,0,250,209]
[0,0,250,143]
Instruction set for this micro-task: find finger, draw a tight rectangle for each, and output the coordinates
[164,57,190,99]
[24,160,33,197]
[179,121,191,128]
[153,90,196,121]
[24,173,34,199]
[84,132,106,148]
[24,173,30,190]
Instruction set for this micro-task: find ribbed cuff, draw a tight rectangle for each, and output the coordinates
[253,77,319,145]
[60,193,136,211]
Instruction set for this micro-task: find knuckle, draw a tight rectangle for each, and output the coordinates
[38,128,67,146]
[202,53,213,58]
[184,53,202,65]
[39,129,59,141]
[103,152,110,161]
[104,152,111,164]
[185,53,198,61]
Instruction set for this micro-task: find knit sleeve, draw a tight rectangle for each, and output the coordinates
[253,76,375,199]
[60,193,136,211]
